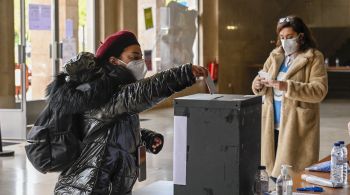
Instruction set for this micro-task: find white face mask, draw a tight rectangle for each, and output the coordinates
[281,36,299,55]
[119,59,147,80]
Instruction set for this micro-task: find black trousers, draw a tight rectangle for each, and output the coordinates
[274,129,279,156]
[270,129,280,182]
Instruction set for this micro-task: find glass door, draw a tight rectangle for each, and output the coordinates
[0,0,56,139]
[0,0,29,140]
[0,0,96,139]
[26,0,56,100]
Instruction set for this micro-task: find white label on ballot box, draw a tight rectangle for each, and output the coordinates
[173,116,187,185]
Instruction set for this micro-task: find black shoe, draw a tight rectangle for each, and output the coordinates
[270,176,277,183]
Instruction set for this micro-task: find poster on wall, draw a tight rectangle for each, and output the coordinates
[62,38,77,64]
[65,19,74,38]
[144,50,152,71]
[144,7,154,30]
[29,4,51,30]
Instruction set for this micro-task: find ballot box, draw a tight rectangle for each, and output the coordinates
[173,94,262,195]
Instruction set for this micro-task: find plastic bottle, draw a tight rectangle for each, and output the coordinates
[253,165,269,195]
[276,165,293,195]
[335,58,340,67]
[324,58,329,67]
[331,142,344,185]
[338,141,348,185]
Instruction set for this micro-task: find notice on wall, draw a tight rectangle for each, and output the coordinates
[173,115,188,185]
[144,50,152,71]
[144,7,154,30]
[15,69,21,86]
[62,38,77,64]
[29,4,51,30]
[65,19,74,39]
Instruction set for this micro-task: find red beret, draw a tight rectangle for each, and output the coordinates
[95,30,140,62]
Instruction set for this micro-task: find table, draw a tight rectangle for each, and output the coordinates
[326,67,350,98]
[292,145,350,194]
[327,66,350,72]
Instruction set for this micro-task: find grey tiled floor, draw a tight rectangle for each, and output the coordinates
[0,99,349,195]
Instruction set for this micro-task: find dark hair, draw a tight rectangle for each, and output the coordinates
[276,16,317,51]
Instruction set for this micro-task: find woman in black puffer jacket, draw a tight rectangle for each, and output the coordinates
[53,30,207,195]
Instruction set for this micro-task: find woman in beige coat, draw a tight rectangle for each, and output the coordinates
[252,16,328,179]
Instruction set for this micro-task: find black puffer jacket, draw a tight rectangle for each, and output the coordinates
[53,53,195,195]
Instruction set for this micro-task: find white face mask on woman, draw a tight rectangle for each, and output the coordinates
[119,59,147,80]
[281,35,299,56]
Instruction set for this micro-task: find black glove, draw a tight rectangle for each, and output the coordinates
[140,128,164,154]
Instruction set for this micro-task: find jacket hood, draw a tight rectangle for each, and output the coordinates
[46,52,136,115]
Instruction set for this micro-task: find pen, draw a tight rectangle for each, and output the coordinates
[296,186,324,192]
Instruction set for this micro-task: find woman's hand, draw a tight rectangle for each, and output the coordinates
[192,65,208,78]
[253,77,265,90]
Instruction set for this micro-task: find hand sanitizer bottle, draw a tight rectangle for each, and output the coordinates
[276,165,293,195]
[253,166,269,195]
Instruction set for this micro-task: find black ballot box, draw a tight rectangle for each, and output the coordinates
[173,94,262,195]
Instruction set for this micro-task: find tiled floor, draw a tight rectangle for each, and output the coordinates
[0,99,349,195]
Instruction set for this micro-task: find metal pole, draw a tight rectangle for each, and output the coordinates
[0,122,2,152]
[20,0,26,110]
[20,0,27,140]
[196,0,200,66]
[92,0,97,52]
[51,0,59,77]
[82,25,85,51]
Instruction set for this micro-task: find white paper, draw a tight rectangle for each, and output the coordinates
[258,70,271,80]
[15,69,21,86]
[173,116,187,185]
[65,19,73,38]
[301,174,341,187]
[29,4,51,30]
[62,38,77,64]
[205,76,217,94]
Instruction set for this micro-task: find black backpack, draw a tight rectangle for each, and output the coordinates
[25,105,82,173]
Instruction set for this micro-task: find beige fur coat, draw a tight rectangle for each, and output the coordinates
[252,47,328,177]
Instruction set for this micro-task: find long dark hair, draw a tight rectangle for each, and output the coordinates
[276,16,317,51]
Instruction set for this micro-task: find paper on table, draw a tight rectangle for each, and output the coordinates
[173,116,187,185]
[301,174,342,188]
[205,76,217,94]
